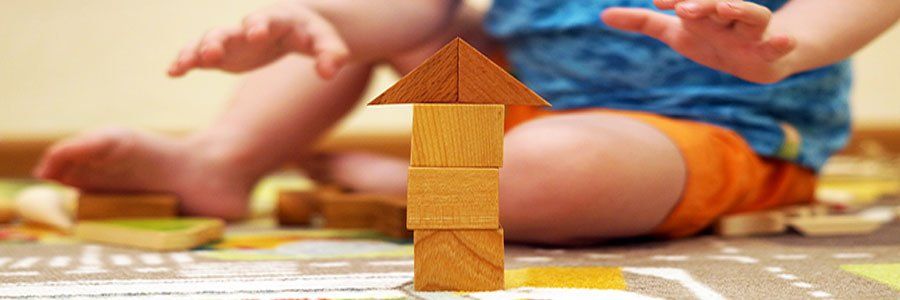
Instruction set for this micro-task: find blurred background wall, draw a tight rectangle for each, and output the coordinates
[1,0,898,176]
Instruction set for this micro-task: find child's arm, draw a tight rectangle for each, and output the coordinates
[168,0,460,79]
[601,0,900,84]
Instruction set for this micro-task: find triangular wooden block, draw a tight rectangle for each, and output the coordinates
[368,38,549,106]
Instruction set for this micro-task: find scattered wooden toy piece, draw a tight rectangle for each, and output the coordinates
[789,215,884,236]
[715,210,787,237]
[406,167,499,229]
[318,192,379,229]
[414,228,504,291]
[0,199,15,224]
[15,186,77,231]
[76,218,224,251]
[276,190,319,226]
[77,192,178,220]
[372,196,411,239]
[781,203,830,219]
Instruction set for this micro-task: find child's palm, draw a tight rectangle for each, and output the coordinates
[602,0,796,84]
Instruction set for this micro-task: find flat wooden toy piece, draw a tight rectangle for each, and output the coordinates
[414,229,504,291]
[715,210,787,237]
[77,192,178,220]
[15,186,76,231]
[407,167,499,229]
[276,190,319,226]
[372,196,411,239]
[782,203,830,218]
[318,192,380,229]
[368,38,549,106]
[75,218,224,251]
[411,104,504,168]
[789,215,884,236]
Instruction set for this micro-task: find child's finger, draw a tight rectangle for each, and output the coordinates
[303,19,350,79]
[716,1,772,38]
[601,8,679,45]
[198,29,231,66]
[675,0,722,19]
[758,34,796,61]
[654,0,687,10]
[168,38,202,77]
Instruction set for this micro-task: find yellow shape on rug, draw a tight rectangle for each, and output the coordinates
[505,266,627,290]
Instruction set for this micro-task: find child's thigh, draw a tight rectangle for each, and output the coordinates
[499,112,685,245]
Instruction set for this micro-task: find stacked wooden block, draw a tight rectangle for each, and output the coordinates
[407,104,506,291]
[367,38,550,291]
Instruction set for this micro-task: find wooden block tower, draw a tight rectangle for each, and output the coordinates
[368,38,550,291]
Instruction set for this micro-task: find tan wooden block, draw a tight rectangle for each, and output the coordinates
[789,215,884,236]
[75,218,223,251]
[276,191,319,226]
[77,193,178,220]
[407,167,499,229]
[715,210,787,237]
[411,104,504,167]
[368,40,458,104]
[319,192,380,229]
[457,39,549,106]
[372,196,411,239]
[414,229,504,291]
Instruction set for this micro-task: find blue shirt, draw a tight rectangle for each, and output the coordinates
[485,0,852,171]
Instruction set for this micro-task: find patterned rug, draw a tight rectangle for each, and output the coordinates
[1,212,898,299]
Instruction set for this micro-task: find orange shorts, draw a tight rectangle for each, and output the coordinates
[505,106,817,238]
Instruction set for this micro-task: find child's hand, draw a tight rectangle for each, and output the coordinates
[602,0,797,84]
[168,1,349,79]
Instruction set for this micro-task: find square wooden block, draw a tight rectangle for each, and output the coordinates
[407,167,499,229]
[414,229,504,291]
[411,104,504,168]
[276,191,320,226]
[77,193,178,220]
[715,210,787,237]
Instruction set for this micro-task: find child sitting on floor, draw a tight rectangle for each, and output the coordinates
[34,0,900,244]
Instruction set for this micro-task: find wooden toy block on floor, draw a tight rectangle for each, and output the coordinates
[77,193,178,220]
[411,104,504,167]
[372,196,411,239]
[789,215,884,236]
[414,229,504,291]
[75,218,224,251]
[407,167,499,229]
[318,192,381,229]
[276,190,319,226]
[368,37,550,292]
[715,210,787,237]
[782,204,830,218]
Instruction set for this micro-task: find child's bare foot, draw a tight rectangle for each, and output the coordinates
[306,152,408,196]
[33,128,257,220]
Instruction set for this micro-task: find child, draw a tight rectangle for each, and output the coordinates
[33,0,900,244]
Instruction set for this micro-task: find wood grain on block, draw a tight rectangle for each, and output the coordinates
[715,210,786,237]
[276,191,319,226]
[789,215,884,236]
[372,196,411,239]
[414,229,504,291]
[457,39,549,106]
[77,193,177,220]
[411,104,504,167]
[368,39,457,105]
[407,167,499,229]
[75,218,224,251]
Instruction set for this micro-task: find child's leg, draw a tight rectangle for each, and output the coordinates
[34,57,376,220]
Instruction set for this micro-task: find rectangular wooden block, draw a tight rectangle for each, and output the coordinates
[715,210,787,237]
[789,215,884,236]
[276,190,320,226]
[75,218,224,251]
[372,196,411,239]
[77,193,178,220]
[411,104,504,168]
[407,167,499,229]
[414,229,504,291]
[319,192,380,229]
